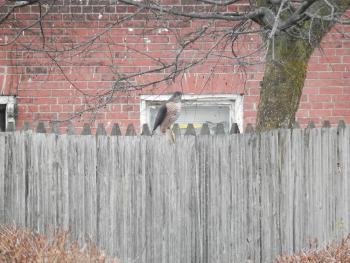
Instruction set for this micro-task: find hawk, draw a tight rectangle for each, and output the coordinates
[152,91,182,141]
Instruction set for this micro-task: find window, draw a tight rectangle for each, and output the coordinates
[0,105,5,132]
[0,96,16,132]
[141,94,243,134]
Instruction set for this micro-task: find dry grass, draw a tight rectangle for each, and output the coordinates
[0,225,120,263]
[277,235,350,263]
[4,225,350,263]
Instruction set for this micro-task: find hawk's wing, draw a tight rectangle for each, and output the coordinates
[152,104,167,132]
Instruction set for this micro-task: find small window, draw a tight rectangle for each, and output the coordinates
[0,96,16,132]
[141,94,243,134]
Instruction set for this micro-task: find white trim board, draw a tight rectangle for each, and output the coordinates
[0,96,16,131]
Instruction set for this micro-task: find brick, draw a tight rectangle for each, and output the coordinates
[34,113,58,120]
[305,79,347,87]
[298,103,312,109]
[58,97,82,104]
[333,102,350,108]
[295,110,309,118]
[106,112,128,119]
[319,87,342,94]
[310,103,324,109]
[17,113,34,121]
[309,95,332,102]
[70,6,82,13]
[244,96,259,103]
[302,88,319,95]
[343,88,350,94]
[310,109,332,116]
[342,56,350,63]
[17,98,34,104]
[109,105,121,112]
[34,98,58,104]
[244,111,256,117]
[51,90,75,96]
[28,105,39,112]
[331,64,350,71]
[322,49,336,56]
[58,113,74,119]
[318,72,343,79]
[82,6,93,13]
[15,14,39,20]
[128,112,140,119]
[332,95,350,101]
[122,105,134,111]
[62,105,74,112]
[336,49,350,55]
[105,6,116,13]
[39,105,51,112]
[333,109,350,116]
[19,89,52,97]
[26,67,48,74]
[319,56,342,64]
[51,105,62,112]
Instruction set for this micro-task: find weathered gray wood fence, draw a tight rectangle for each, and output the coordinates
[1,123,350,263]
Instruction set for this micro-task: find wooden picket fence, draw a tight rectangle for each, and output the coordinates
[0,120,350,263]
[11,121,242,136]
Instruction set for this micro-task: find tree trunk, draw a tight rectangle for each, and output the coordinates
[255,1,350,132]
[256,34,313,131]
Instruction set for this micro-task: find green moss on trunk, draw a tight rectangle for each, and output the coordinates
[256,34,313,131]
[255,0,350,132]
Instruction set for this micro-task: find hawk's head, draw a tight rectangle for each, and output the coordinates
[168,91,182,102]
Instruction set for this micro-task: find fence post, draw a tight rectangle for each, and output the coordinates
[6,122,15,132]
[111,123,122,136]
[96,123,107,136]
[23,122,31,131]
[292,121,300,129]
[214,123,225,135]
[50,122,60,135]
[245,123,254,133]
[229,123,240,134]
[322,120,331,128]
[307,121,315,129]
[185,123,196,136]
[125,124,136,136]
[200,123,210,135]
[338,120,346,129]
[36,122,46,133]
[141,124,151,136]
[81,123,92,135]
[66,121,75,135]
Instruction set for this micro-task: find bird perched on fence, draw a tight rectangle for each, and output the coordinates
[152,91,182,142]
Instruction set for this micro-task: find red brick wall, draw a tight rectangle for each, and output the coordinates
[0,1,349,133]
[298,26,350,127]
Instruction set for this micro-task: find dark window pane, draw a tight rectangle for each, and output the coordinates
[0,105,6,132]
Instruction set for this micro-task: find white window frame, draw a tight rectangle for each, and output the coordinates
[140,94,243,132]
[0,96,16,131]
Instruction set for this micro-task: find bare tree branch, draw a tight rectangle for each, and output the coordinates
[0,0,55,46]
[197,0,243,6]
[279,0,318,29]
[118,0,269,22]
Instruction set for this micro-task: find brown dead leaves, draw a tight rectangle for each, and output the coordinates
[277,235,350,263]
[0,225,120,263]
